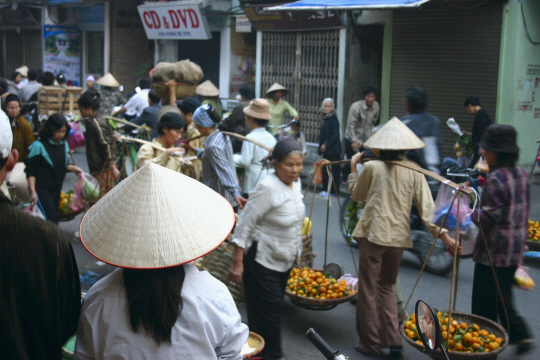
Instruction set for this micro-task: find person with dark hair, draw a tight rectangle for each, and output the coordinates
[234,99,277,195]
[265,83,299,136]
[176,96,203,179]
[1,93,35,162]
[400,86,442,185]
[220,83,256,152]
[348,117,457,358]
[25,114,83,222]
[18,69,42,102]
[288,119,306,156]
[229,137,305,360]
[75,163,248,359]
[0,78,17,95]
[461,125,533,355]
[56,73,67,87]
[186,104,246,210]
[40,71,55,86]
[12,71,22,85]
[342,86,379,182]
[114,77,151,119]
[463,97,492,168]
[78,91,119,199]
[123,89,162,139]
[0,113,81,360]
[96,73,126,116]
[319,98,341,197]
[135,111,187,173]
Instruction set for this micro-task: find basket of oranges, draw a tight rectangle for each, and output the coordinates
[401,310,508,359]
[527,220,540,251]
[284,267,356,310]
[58,190,85,221]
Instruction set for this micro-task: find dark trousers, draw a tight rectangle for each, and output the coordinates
[472,263,531,343]
[36,188,60,224]
[341,139,356,181]
[321,153,341,195]
[243,243,289,360]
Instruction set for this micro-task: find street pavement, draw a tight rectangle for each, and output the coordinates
[60,147,539,359]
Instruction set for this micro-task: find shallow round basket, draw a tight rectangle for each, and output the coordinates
[401,311,509,359]
[242,332,265,359]
[285,268,356,310]
[58,208,85,222]
[153,82,197,99]
[526,239,540,252]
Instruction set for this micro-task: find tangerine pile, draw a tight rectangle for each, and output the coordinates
[287,267,354,300]
[59,190,74,214]
[404,312,504,353]
[527,220,540,241]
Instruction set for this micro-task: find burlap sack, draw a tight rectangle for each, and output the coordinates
[152,59,203,99]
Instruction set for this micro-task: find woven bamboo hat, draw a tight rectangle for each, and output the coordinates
[15,65,28,77]
[265,83,288,97]
[243,98,272,120]
[80,163,235,269]
[363,116,425,150]
[96,73,120,88]
[196,80,220,97]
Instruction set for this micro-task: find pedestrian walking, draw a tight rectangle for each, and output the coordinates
[463,97,492,168]
[2,93,34,162]
[220,83,255,152]
[25,114,83,223]
[468,125,533,354]
[197,80,222,118]
[95,73,125,116]
[318,98,341,196]
[229,137,305,360]
[265,83,299,136]
[348,117,457,358]
[176,96,203,180]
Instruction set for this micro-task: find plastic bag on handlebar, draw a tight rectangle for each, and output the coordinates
[433,183,471,233]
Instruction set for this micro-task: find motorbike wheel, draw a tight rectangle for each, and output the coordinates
[341,197,360,249]
[411,229,454,276]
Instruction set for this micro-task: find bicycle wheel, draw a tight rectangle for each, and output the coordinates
[411,229,454,276]
[341,197,361,248]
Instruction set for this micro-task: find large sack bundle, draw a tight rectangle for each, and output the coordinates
[152,59,203,99]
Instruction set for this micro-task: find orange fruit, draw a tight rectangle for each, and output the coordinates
[463,332,473,344]
[495,337,503,345]
[455,343,464,351]
[488,342,499,351]
[460,322,468,330]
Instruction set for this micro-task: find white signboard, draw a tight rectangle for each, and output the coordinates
[236,15,252,33]
[137,1,211,40]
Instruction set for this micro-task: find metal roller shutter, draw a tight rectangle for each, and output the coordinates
[389,0,503,159]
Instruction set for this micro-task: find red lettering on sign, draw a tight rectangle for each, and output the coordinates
[177,10,188,28]
[168,10,180,28]
[143,11,153,28]
[151,11,161,28]
[187,9,199,28]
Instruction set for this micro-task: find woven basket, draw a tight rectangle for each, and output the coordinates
[153,82,197,99]
[242,332,265,359]
[58,208,85,222]
[401,311,509,359]
[198,240,245,305]
[526,239,540,252]
[285,268,356,307]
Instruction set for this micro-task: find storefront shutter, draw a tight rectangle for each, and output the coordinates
[389,0,503,160]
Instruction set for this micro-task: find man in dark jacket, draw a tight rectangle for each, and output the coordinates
[219,84,255,153]
[0,114,81,360]
[463,97,492,168]
[123,90,162,139]
[319,98,341,196]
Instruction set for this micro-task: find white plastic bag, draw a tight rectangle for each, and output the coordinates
[514,265,535,290]
[23,203,46,220]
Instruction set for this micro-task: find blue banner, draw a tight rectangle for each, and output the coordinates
[43,26,81,86]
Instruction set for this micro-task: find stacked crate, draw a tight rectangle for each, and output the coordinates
[38,86,83,116]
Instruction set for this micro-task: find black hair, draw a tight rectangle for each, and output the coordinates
[148,90,160,105]
[39,113,70,140]
[205,107,221,124]
[291,120,300,129]
[28,69,39,81]
[0,79,7,94]
[78,91,101,111]
[271,137,302,163]
[253,118,268,127]
[495,152,519,168]
[464,97,481,107]
[379,150,403,161]
[363,86,377,97]
[0,156,8,170]
[138,77,152,90]
[239,84,255,100]
[40,71,55,86]
[123,266,185,345]
[11,71,20,81]
[157,112,186,135]
[405,86,427,114]
[56,73,66,84]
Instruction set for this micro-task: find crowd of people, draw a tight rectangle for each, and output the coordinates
[0,64,534,359]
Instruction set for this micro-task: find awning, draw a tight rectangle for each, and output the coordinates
[266,0,430,11]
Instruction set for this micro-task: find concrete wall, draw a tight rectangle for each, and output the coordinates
[496,0,540,170]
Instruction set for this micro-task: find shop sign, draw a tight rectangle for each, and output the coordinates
[137,1,211,40]
[242,3,344,31]
[236,15,252,33]
[43,26,81,86]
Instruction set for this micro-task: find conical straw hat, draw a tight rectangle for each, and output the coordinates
[96,72,120,88]
[363,117,425,151]
[265,83,288,97]
[15,65,28,77]
[196,80,220,97]
[80,163,235,269]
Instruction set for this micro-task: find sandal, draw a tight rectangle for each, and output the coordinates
[355,345,382,358]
